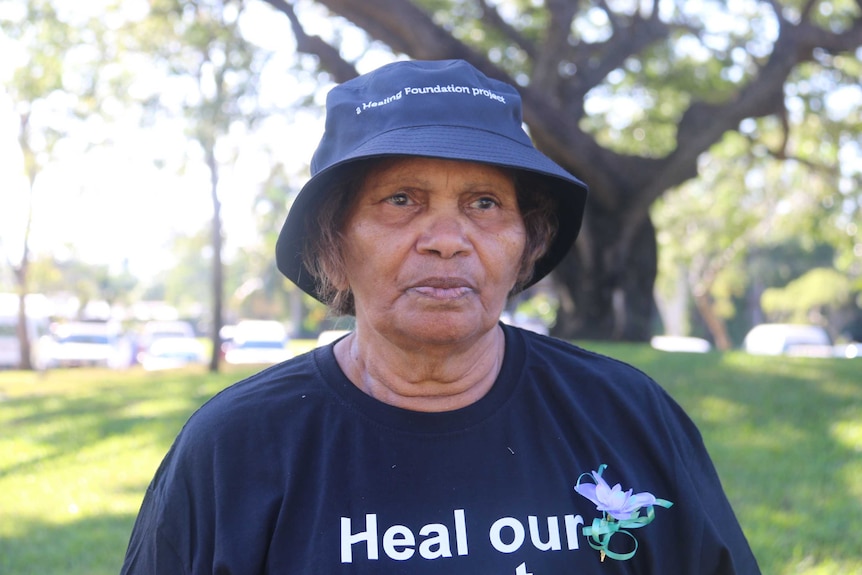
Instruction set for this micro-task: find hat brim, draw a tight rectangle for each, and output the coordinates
[276,125,588,303]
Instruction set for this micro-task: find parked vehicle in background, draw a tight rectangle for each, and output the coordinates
[743,323,833,358]
[42,321,132,368]
[650,335,712,353]
[136,320,197,362]
[836,342,862,359]
[138,336,207,371]
[224,320,291,365]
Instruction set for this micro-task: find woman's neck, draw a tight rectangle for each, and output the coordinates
[333,324,505,412]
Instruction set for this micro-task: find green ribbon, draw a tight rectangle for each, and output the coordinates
[577,464,674,561]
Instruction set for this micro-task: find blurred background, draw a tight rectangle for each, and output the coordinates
[1,0,860,373]
[2,3,861,574]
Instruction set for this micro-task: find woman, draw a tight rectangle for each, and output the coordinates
[121,60,760,574]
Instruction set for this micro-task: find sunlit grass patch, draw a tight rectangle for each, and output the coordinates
[831,418,862,452]
[2,347,861,575]
[0,365,258,575]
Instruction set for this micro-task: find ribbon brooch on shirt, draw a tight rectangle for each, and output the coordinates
[574,464,673,562]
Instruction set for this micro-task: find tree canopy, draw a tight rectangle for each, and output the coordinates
[262,0,862,341]
[1,0,859,360]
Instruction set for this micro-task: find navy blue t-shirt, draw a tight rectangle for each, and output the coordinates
[120,324,760,574]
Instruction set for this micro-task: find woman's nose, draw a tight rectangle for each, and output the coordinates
[415,211,472,259]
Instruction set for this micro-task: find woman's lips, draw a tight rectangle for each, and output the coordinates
[408,277,475,299]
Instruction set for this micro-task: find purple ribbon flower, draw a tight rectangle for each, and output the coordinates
[575,464,673,561]
[575,468,658,520]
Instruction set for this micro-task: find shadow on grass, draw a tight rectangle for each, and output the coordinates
[595,345,862,575]
[1,368,247,481]
[1,367,259,575]
[0,513,135,575]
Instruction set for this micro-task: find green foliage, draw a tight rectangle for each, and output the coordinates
[652,95,861,341]
[1,0,135,126]
[2,349,861,574]
[652,130,769,337]
[158,228,214,313]
[514,291,559,327]
[134,0,268,128]
[747,241,836,289]
[761,267,854,323]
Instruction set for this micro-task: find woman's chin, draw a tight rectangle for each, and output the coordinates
[387,310,499,348]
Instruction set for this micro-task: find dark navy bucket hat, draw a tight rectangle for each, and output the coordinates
[276,59,588,302]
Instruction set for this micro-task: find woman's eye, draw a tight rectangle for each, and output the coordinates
[385,192,412,206]
[472,196,499,210]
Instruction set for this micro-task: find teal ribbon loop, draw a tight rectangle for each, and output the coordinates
[582,518,638,561]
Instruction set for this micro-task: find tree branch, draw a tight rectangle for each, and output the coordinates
[562,14,671,112]
[797,18,862,54]
[635,15,862,213]
[262,0,358,82]
[474,0,537,59]
[312,0,482,62]
[594,0,622,31]
[619,28,785,211]
[531,0,579,98]
[800,0,819,20]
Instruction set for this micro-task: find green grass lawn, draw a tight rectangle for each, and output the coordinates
[1,342,860,574]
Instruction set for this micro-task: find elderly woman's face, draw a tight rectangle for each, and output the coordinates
[341,157,526,346]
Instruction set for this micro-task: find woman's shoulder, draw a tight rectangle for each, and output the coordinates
[174,348,335,443]
[513,326,658,388]
[510,325,692,429]
[143,348,345,497]
[511,325,704,455]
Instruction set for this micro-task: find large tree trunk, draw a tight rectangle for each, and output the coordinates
[552,202,657,341]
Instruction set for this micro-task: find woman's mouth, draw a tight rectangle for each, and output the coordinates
[408,278,475,300]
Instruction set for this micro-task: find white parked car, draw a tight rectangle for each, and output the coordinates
[650,335,712,353]
[742,323,833,357]
[138,336,207,371]
[137,321,197,360]
[224,320,291,365]
[836,342,862,359]
[44,321,132,368]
